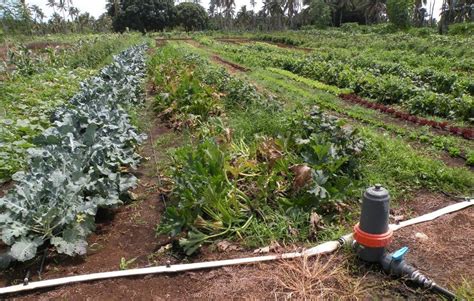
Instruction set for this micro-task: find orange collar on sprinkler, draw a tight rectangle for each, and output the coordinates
[353,222,393,248]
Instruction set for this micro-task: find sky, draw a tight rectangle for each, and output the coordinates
[25,0,262,19]
[26,0,442,20]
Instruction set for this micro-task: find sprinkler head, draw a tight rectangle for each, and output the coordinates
[353,184,393,262]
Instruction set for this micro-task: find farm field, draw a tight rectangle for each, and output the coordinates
[0,29,473,300]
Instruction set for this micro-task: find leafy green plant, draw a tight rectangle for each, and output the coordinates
[0,44,147,264]
[467,151,474,166]
[158,105,364,255]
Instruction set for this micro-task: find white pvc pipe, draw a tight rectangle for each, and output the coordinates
[0,199,471,295]
[391,198,473,231]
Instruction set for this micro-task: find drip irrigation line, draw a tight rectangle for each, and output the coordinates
[0,198,471,296]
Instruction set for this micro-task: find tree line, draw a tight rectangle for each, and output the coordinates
[107,0,472,32]
[1,0,112,35]
[1,0,472,36]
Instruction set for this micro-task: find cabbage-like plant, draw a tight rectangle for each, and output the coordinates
[0,45,147,265]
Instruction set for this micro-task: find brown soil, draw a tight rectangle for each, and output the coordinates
[211,55,250,73]
[0,46,7,61]
[3,184,471,300]
[390,191,474,288]
[155,38,193,41]
[0,181,14,198]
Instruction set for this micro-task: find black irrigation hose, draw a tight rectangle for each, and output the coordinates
[432,284,457,300]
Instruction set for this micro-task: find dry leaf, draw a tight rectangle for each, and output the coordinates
[290,164,312,190]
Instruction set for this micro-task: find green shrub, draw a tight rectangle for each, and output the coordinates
[448,22,474,36]
[386,0,412,29]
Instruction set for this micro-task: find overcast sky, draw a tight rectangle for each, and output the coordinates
[26,0,442,20]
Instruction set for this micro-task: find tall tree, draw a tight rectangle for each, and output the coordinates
[176,2,208,31]
[286,0,301,28]
[262,0,285,30]
[106,0,121,17]
[47,0,57,14]
[222,0,235,28]
[303,0,332,27]
[31,5,45,23]
[386,0,411,28]
[359,0,386,24]
[113,0,177,33]
[235,5,254,28]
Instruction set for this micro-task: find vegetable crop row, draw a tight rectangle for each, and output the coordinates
[204,39,473,122]
[151,43,365,255]
[0,44,147,267]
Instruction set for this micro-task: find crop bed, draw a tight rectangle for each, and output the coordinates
[0,34,143,181]
[0,44,147,265]
[199,36,473,123]
[0,30,473,300]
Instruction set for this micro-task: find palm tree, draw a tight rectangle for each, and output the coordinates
[68,6,80,32]
[359,0,386,24]
[57,0,73,21]
[250,0,257,9]
[222,0,236,28]
[69,6,80,21]
[47,0,57,14]
[286,0,301,28]
[31,5,45,23]
[77,12,94,32]
[262,0,285,30]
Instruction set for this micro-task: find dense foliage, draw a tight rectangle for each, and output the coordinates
[0,34,142,182]
[1,0,112,35]
[112,0,177,33]
[201,36,474,122]
[176,3,208,32]
[0,44,147,266]
[386,0,412,28]
[150,44,365,255]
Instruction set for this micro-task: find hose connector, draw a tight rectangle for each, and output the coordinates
[380,247,457,300]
